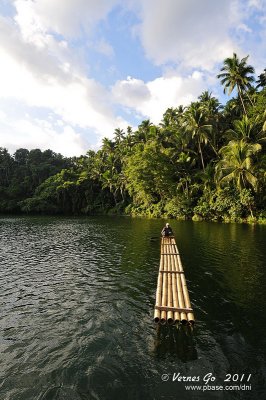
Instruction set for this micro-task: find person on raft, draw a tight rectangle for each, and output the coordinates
[161,223,174,237]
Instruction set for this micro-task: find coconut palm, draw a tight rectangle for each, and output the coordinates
[198,91,221,116]
[223,97,243,120]
[256,68,266,89]
[114,128,125,144]
[120,127,135,154]
[135,119,153,143]
[198,91,222,155]
[161,108,178,128]
[217,53,255,114]
[196,163,216,193]
[215,140,261,192]
[184,102,212,170]
[225,115,266,144]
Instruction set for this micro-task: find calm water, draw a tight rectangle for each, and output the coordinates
[0,216,265,400]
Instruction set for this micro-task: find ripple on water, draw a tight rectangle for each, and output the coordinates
[0,217,266,400]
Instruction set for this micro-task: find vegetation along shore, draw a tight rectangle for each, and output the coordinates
[1,54,265,223]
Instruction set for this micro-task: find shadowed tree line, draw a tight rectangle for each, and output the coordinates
[0,54,266,222]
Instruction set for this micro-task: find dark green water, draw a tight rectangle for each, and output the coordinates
[0,216,266,400]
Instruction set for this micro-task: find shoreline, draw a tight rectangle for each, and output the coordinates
[1,211,265,225]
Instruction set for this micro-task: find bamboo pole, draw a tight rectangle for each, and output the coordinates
[154,255,163,323]
[158,238,166,324]
[154,236,194,326]
[161,237,165,256]
[162,249,169,324]
[177,252,195,324]
[170,238,181,324]
[172,244,187,324]
[167,270,174,324]
[170,250,180,324]
[170,236,178,253]
[160,263,167,324]
[167,253,174,325]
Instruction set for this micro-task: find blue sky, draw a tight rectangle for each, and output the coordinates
[0,0,265,156]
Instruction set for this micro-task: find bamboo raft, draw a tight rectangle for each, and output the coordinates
[154,236,195,325]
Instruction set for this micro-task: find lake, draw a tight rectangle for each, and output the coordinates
[0,216,265,400]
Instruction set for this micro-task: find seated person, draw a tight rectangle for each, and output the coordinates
[161,223,173,237]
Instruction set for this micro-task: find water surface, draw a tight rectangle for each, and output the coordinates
[0,216,265,399]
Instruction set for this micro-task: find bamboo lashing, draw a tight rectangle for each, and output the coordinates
[154,236,195,325]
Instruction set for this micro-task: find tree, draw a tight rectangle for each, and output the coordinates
[198,91,221,116]
[184,102,213,170]
[256,68,266,89]
[114,128,125,144]
[225,115,266,144]
[196,163,215,194]
[0,147,14,186]
[14,148,29,165]
[223,97,244,121]
[215,140,261,192]
[135,120,153,143]
[217,53,255,114]
[124,142,175,208]
[161,107,179,127]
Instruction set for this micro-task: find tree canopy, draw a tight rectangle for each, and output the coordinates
[0,54,265,223]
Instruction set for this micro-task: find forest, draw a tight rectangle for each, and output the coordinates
[0,54,266,223]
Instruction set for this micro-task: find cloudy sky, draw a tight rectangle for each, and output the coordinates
[0,0,265,156]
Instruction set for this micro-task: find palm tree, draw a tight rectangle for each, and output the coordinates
[175,151,197,198]
[196,163,215,194]
[198,91,221,117]
[102,137,115,151]
[215,140,261,192]
[161,108,178,127]
[135,119,153,143]
[120,127,135,154]
[184,102,213,170]
[217,53,255,114]
[225,115,266,144]
[256,68,266,89]
[114,128,125,144]
[223,97,243,120]
[198,91,222,155]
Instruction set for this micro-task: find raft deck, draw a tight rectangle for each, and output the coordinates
[154,236,195,325]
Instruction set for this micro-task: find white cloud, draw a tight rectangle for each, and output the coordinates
[14,0,119,39]
[112,76,151,108]
[0,113,88,156]
[112,71,208,123]
[1,0,265,157]
[233,0,266,72]
[0,11,128,155]
[0,26,120,130]
[247,0,266,9]
[0,110,7,121]
[134,0,241,70]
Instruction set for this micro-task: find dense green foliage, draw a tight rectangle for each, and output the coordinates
[1,54,266,222]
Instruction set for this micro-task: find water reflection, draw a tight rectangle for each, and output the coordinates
[0,216,265,400]
[154,325,197,362]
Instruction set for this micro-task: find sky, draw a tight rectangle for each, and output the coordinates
[0,0,265,157]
